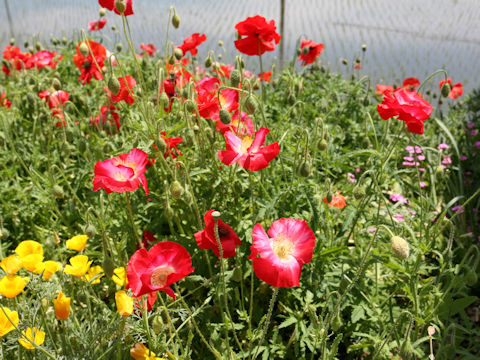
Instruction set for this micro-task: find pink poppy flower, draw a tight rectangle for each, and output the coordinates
[25,50,62,70]
[93,148,149,195]
[218,127,280,171]
[249,218,316,287]
[89,19,107,31]
[126,241,194,299]
[215,110,255,137]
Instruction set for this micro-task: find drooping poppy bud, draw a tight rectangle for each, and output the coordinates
[169,181,184,199]
[391,236,409,259]
[219,109,231,125]
[441,82,451,98]
[172,9,181,29]
[108,77,121,95]
[244,94,258,115]
[230,69,241,87]
[79,42,89,57]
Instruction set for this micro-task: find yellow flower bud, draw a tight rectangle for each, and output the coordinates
[115,290,133,317]
[53,292,71,320]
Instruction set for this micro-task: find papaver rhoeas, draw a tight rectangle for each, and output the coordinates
[212,63,234,79]
[18,327,45,350]
[73,40,106,85]
[177,33,207,57]
[258,71,272,82]
[105,75,136,105]
[323,193,347,209]
[215,110,255,137]
[195,77,239,120]
[140,43,156,56]
[126,241,194,299]
[298,39,324,66]
[234,15,281,56]
[99,0,133,16]
[93,148,149,194]
[2,45,29,75]
[53,292,71,320]
[0,307,19,336]
[25,50,62,70]
[89,18,107,31]
[377,88,432,135]
[38,90,69,109]
[194,210,241,258]
[439,78,463,99]
[133,291,157,313]
[402,77,420,91]
[218,127,280,171]
[90,104,121,133]
[249,218,316,287]
[160,131,183,159]
[0,93,11,108]
[375,84,395,96]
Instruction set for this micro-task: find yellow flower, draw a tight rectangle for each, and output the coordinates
[112,267,128,287]
[83,265,104,284]
[18,327,45,350]
[0,255,23,275]
[64,255,92,277]
[130,342,165,360]
[53,292,71,320]
[0,306,19,337]
[15,240,44,272]
[34,261,61,279]
[115,290,133,317]
[0,275,29,298]
[66,234,88,251]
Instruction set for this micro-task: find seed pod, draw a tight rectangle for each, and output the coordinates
[79,42,89,57]
[441,82,451,97]
[391,236,410,259]
[114,0,126,14]
[102,257,115,278]
[85,224,97,238]
[170,181,184,199]
[52,78,62,91]
[52,184,65,199]
[164,204,174,218]
[174,48,183,60]
[219,109,231,125]
[116,42,123,52]
[230,69,241,87]
[108,77,121,95]
[244,94,258,115]
[172,10,181,29]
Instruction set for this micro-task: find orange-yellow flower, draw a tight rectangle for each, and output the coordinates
[64,255,92,277]
[0,306,19,337]
[34,261,61,279]
[112,267,128,287]
[15,240,44,272]
[0,275,29,298]
[130,342,165,360]
[323,193,347,209]
[115,290,133,317]
[0,255,23,275]
[66,234,88,251]
[83,265,104,284]
[18,327,45,349]
[53,292,71,320]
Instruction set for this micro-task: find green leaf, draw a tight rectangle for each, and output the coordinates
[351,305,365,323]
[278,317,297,329]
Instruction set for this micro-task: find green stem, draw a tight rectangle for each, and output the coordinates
[125,192,142,249]
[251,287,279,360]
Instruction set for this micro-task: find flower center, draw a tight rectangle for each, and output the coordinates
[150,267,173,287]
[272,235,294,261]
[240,136,253,153]
[218,227,229,238]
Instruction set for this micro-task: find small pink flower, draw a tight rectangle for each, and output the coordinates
[393,214,405,222]
[417,155,425,161]
[442,155,452,165]
[471,130,478,136]
[474,141,480,150]
[437,143,450,150]
[460,155,467,161]
[420,181,427,188]
[367,228,377,233]
[390,193,408,204]
[467,122,475,129]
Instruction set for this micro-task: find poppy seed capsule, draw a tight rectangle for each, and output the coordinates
[391,236,409,259]
[114,0,126,14]
[441,82,451,97]
[85,224,97,238]
[219,109,231,125]
[170,181,184,199]
[108,77,121,95]
[52,78,61,91]
[244,95,258,114]
[116,42,123,52]
[362,44,367,52]
[230,69,241,87]
[79,42,89,57]
[172,11,181,29]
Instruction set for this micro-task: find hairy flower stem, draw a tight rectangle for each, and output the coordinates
[125,192,143,249]
[251,287,279,360]
[142,296,154,351]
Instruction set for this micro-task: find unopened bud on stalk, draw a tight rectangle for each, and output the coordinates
[52,77,62,91]
[9,38,15,45]
[102,256,115,277]
[362,44,367,52]
[79,42,89,57]
[287,93,296,105]
[52,184,65,199]
[185,100,196,113]
[170,181,184,199]
[108,77,121,95]
[331,314,343,331]
[1,228,9,240]
[318,138,328,151]
[99,7,106,17]
[168,54,175,65]
[85,224,97,238]
[244,94,258,115]
[155,136,167,155]
[441,82,451,97]
[28,46,35,54]
[172,9,181,29]
[363,95,370,106]
[35,41,42,51]
[230,69,241,87]
[298,161,311,177]
[218,40,224,47]
[26,93,35,106]
[181,87,189,99]
[116,42,123,52]
[341,58,348,66]
[391,236,410,259]
[174,48,183,60]
[204,55,212,68]
[219,109,231,125]
[353,186,365,199]
[114,0,126,14]
[326,191,333,203]
[61,37,67,45]
[111,25,118,32]
[159,92,169,107]
[302,46,309,55]
[24,40,29,48]
[435,165,444,178]
[164,204,174,218]
[152,315,163,334]
[204,127,215,143]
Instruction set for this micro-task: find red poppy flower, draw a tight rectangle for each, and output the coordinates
[258,71,272,82]
[136,231,158,250]
[160,67,192,112]
[195,77,239,120]
[215,110,255,137]
[249,218,316,287]
[234,15,281,56]
[0,93,11,109]
[89,104,121,133]
[323,193,347,209]
[140,43,156,57]
[133,291,157,313]
[38,90,70,109]
[2,45,30,75]
[354,63,361,70]
[73,40,106,85]
[161,130,183,159]
[439,78,463,99]
[93,148,149,195]
[105,75,136,105]
[377,88,432,135]
[194,210,241,258]
[375,84,395,96]
[218,127,280,171]
[99,0,134,16]
[298,39,324,66]
[126,241,194,299]
[25,50,62,70]
[177,33,207,57]
[402,77,420,91]
[212,63,234,79]
[89,18,107,31]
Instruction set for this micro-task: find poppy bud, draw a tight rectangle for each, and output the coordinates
[192,125,200,133]
[341,58,348,66]
[230,69,241,87]
[115,42,122,52]
[52,78,62,91]
[9,38,15,45]
[28,46,35,54]
[326,191,333,203]
[35,41,42,51]
[296,48,301,56]
[355,57,361,64]
[183,190,193,203]
[181,87,189,99]
[204,55,212,68]
[79,42,89,57]
[298,161,311,177]
[85,224,97,238]
[174,48,183,60]
[465,269,478,287]
[353,186,365,199]
[168,55,175,65]
[108,77,121,95]
[331,314,343,331]
[244,94,258,115]
[152,315,163,334]
[391,236,409,259]
[172,10,181,29]
[363,96,370,106]
[24,40,29,48]
[52,184,65,199]
[26,93,35,106]
[61,37,68,45]
[78,139,87,153]
[302,46,309,55]
[441,82,451,97]
[204,127,215,143]
[287,93,296,105]
[114,0,126,14]
[185,100,196,113]
[1,228,9,239]
[400,338,414,358]
[154,137,167,156]
[218,40,224,47]
[362,44,367,52]
[159,92,169,107]
[435,165,444,178]
[170,181,184,199]
[102,257,115,278]
[164,204,174,218]
[51,38,59,45]
[219,109,231,125]
[99,8,106,17]
[318,138,328,151]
